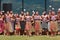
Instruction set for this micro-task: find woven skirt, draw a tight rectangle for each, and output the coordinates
[50,21,58,32]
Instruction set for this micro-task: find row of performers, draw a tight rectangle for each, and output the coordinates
[0,11,60,36]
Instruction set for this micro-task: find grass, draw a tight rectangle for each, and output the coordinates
[0,35,60,40]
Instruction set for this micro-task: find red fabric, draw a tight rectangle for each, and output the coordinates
[0,21,4,33]
[16,27,20,31]
[25,22,31,31]
[35,22,40,31]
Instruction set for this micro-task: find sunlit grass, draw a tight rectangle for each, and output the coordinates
[0,35,60,40]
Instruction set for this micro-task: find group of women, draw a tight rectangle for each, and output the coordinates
[0,10,60,36]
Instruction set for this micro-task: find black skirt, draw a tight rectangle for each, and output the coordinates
[20,21,26,30]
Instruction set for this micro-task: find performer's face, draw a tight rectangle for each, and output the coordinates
[26,12,29,16]
[36,12,39,15]
[58,12,60,15]
[16,14,18,17]
[7,11,9,14]
[52,12,55,15]
[10,11,13,14]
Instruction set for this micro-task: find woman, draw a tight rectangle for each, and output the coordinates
[50,11,58,36]
[48,10,52,35]
[25,12,32,36]
[15,14,21,35]
[10,15,15,34]
[0,14,4,34]
[34,11,42,35]
[57,10,60,34]
[4,12,11,35]
[9,11,15,34]
[41,11,49,35]
[19,11,26,35]
[31,12,35,34]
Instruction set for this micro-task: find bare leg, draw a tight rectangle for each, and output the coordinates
[14,30,16,35]
[46,32,49,35]
[29,31,31,36]
[19,30,20,35]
